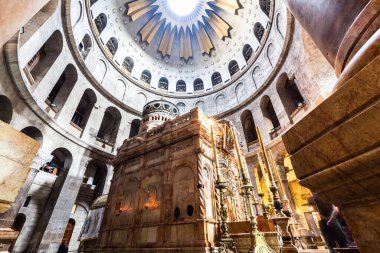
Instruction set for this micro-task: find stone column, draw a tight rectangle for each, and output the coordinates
[282,30,380,252]
[28,151,89,252]
[283,1,380,252]
[0,0,50,46]
[285,0,375,72]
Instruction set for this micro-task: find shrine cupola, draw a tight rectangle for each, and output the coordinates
[139,100,180,133]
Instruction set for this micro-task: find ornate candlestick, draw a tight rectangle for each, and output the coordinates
[268,151,304,250]
[255,127,284,217]
[253,166,268,218]
[268,150,287,202]
[209,120,237,253]
[229,124,274,253]
[255,127,299,253]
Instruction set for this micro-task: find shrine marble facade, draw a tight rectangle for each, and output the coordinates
[93,108,250,252]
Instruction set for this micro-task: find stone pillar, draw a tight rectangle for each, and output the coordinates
[285,0,376,73]
[282,29,380,252]
[28,152,88,253]
[0,0,50,46]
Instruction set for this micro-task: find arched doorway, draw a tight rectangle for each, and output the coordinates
[60,218,75,251]
[23,30,63,88]
[83,160,108,199]
[240,110,258,149]
[71,89,97,132]
[97,107,122,149]
[276,73,306,117]
[260,95,281,135]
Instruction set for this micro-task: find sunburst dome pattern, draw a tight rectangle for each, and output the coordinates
[127,0,241,60]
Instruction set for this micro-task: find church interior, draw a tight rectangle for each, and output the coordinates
[0,0,379,252]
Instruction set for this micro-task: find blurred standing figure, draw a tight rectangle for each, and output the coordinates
[312,194,349,253]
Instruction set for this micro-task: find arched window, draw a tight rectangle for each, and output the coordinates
[259,0,271,17]
[194,78,204,91]
[267,43,275,67]
[0,95,13,123]
[276,74,305,116]
[243,44,253,62]
[215,94,225,114]
[158,77,169,90]
[83,160,108,198]
[46,64,77,117]
[235,82,245,103]
[106,37,118,56]
[71,89,97,130]
[141,70,151,84]
[95,13,107,34]
[21,127,43,145]
[129,119,141,138]
[43,148,73,176]
[97,107,121,146]
[260,95,281,133]
[78,34,92,60]
[252,66,261,88]
[176,102,186,115]
[211,72,222,86]
[176,80,186,92]
[23,30,63,87]
[240,110,258,145]
[195,101,206,113]
[228,60,239,76]
[136,93,147,109]
[254,23,265,43]
[122,57,134,72]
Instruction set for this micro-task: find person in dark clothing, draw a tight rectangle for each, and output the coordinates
[312,194,349,253]
[57,241,68,253]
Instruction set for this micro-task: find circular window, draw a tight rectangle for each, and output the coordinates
[186,205,194,216]
[174,207,180,218]
[166,0,199,16]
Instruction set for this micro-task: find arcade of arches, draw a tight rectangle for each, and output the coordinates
[0,0,379,252]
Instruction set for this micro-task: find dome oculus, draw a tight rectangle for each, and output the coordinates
[166,0,199,16]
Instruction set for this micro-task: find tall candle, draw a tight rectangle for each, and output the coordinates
[255,127,276,186]
[253,167,263,195]
[257,154,271,198]
[268,150,287,200]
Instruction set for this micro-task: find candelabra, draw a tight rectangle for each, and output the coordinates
[256,127,299,253]
[209,119,237,253]
[230,124,275,253]
[216,179,238,253]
